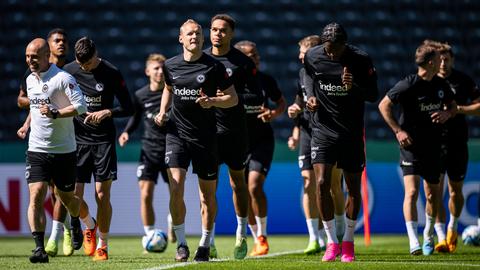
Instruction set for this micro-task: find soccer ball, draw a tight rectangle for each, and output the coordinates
[461,225,480,246]
[142,229,168,252]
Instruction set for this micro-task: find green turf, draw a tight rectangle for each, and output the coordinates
[1,235,480,269]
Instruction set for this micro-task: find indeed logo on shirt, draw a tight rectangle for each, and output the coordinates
[84,95,102,107]
[318,81,348,96]
[173,86,201,100]
[30,97,52,105]
[419,102,441,112]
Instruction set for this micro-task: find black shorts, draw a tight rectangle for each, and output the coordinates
[165,132,218,180]
[76,143,117,183]
[218,131,248,171]
[246,134,274,176]
[137,139,169,184]
[26,151,77,192]
[440,140,468,182]
[400,142,442,184]
[310,131,365,173]
[298,127,313,171]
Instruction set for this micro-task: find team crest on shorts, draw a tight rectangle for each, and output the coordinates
[165,156,170,164]
[438,90,444,98]
[95,83,104,92]
[42,84,48,93]
[226,68,233,77]
[311,151,317,159]
[196,74,205,83]
[298,160,303,168]
[137,165,145,178]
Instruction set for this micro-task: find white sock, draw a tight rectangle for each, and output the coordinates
[209,223,216,246]
[144,225,155,235]
[255,216,267,236]
[63,215,71,231]
[249,224,258,243]
[343,217,356,242]
[199,228,211,247]
[236,216,248,239]
[49,220,63,242]
[173,223,187,247]
[335,213,345,237]
[306,218,319,242]
[434,222,446,242]
[318,228,326,248]
[322,219,338,244]
[447,214,458,231]
[423,214,435,241]
[405,221,420,249]
[81,214,96,230]
[97,231,108,250]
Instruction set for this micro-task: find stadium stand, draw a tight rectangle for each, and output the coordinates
[1,1,479,141]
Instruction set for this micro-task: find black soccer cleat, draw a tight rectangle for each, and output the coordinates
[29,247,49,263]
[175,244,190,262]
[193,246,210,262]
[70,217,83,250]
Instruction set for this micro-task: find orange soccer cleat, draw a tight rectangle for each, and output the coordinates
[83,224,97,256]
[93,247,108,261]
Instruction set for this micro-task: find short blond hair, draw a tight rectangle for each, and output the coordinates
[180,19,202,35]
[298,35,321,48]
[146,53,166,67]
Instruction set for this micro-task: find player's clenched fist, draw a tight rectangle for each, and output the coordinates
[154,112,168,126]
[306,96,319,112]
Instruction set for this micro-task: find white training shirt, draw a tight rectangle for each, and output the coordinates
[27,64,87,153]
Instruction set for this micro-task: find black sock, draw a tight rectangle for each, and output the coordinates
[32,231,45,249]
[71,215,81,228]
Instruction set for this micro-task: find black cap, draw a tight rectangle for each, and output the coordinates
[321,22,347,44]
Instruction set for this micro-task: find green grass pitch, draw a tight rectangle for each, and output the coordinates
[1,235,480,269]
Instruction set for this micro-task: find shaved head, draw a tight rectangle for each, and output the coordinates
[26,38,51,73]
[27,38,50,55]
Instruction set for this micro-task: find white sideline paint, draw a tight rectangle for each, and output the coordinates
[144,248,480,270]
[144,249,304,270]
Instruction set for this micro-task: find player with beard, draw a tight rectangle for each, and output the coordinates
[204,14,263,260]
[304,23,378,262]
[154,19,238,262]
[235,40,286,257]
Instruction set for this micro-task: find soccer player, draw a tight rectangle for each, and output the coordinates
[378,41,456,256]
[432,42,480,253]
[118,53,175,245]
[205,14,263,259]
[154,19,238,262]
[235,40,286,256]
[17,28,76,257]
[63,37,134,261]
[17,38,86,263]
[304,23,378,262]
[287,35,346,254]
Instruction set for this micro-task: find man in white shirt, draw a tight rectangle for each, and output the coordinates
[17,38,87,264]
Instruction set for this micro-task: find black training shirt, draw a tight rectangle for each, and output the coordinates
[304,44,378,139]
[64,60,134,144]
[163,53,232,143]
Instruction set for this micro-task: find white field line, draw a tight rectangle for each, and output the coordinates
[144,249,480,270]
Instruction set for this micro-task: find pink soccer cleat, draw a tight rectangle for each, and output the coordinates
[321,243,341,262]
[341,241,355,262]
